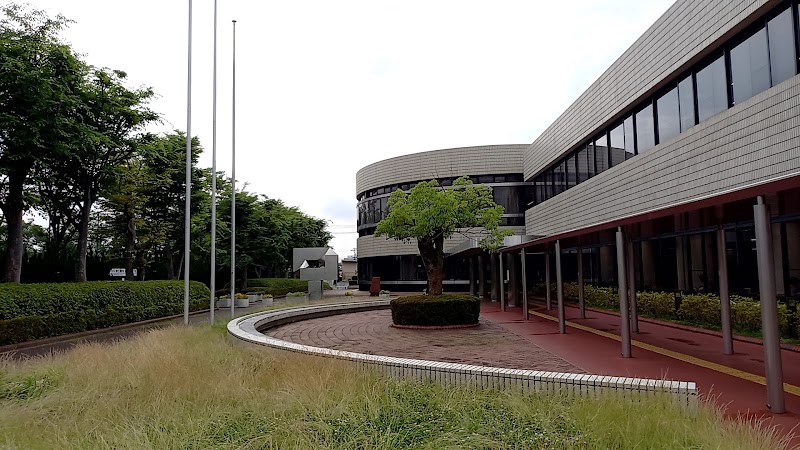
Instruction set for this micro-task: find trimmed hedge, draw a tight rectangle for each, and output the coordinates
[0,281,210,346]
[534,282,796,339]
[390,294,480,327]
[217,278,333,298]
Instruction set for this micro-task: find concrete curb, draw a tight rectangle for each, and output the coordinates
[227,301,699,412]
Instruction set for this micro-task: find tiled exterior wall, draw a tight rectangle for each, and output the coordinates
[524,0,773,179]
[358,226,526,258]
[526,74,800,237]
[228,302,699,411]
[356,145,528,196]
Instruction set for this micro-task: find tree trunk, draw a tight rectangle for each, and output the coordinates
[418,234,445,295]
[2,171,28,283]
[165,242,176,280]
[242,265,248,290]
[74,190,92,282]
[124,208,136,281]
[136,249,146,281]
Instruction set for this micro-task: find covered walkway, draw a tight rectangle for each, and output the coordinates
[480,301,800,445]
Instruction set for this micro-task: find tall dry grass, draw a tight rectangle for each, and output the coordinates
[0,323,790,449]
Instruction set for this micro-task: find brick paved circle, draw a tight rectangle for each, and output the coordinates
[266,310,582,373]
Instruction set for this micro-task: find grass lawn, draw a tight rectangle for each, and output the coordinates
[0,323,789,449]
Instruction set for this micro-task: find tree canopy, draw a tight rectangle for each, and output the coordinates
[0,4,333,286]
[375,176,510,295]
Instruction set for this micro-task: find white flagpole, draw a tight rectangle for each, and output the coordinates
[209,0,218,324]
[183,0,193,325]
[230,19,237,319]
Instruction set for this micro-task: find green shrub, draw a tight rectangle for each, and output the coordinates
[584,285,618,309]
[390,294,480,327]
[245,278,330,297]
[0,281,209,346]
[730,298,790,336]
[637,291,676,319]
[678,294,721,325]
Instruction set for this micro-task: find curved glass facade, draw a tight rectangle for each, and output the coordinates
[357,173,531,236]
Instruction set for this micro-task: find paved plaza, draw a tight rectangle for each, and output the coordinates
[267,309,582,373]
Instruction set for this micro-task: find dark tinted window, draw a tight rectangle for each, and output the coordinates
[635,103,655,154]
[657,87,680,144]
[478,175,493,184]
[730,28,770,104]
[595,135,610,171]
[678,75,695,131]
[586,143,596,178]
[565,155,576,188]
[768,8,795,86]
[554,161,566,195]
[696,56,727,122]
[623,116,635,159]
[544,170,553,199]
[576,146,588,183]
[609,122,625,165]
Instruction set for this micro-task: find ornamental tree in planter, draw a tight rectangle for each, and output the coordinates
[375,176,510,295]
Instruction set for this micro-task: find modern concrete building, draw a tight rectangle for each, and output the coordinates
[356,0,800,412]
[356,144,529,293]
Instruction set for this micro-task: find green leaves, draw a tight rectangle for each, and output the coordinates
[375,176,509,250]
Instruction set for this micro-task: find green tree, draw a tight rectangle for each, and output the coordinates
[0,4,85,282]
[375,176,510,295]
[43,68,157,281]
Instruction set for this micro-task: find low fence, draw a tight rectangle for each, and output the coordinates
[227,301,698,411]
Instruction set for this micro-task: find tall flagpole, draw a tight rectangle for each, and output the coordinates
[230,19,237,319]
[209,0,218,324]
[183,0,193,325]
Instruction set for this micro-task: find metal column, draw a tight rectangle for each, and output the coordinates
[754,196,785,413]
[490,253,498,302]
[616,228,632,358]
[627,240,639,333]
[521,248,529,320]
[499,251,506,312]
[468,257,476,296]
[717,226,733,355]
[478,254,487,298]
[578,246,585,319]
[556,240,565,334]
[509,253,519,307]
[545,251,551,310]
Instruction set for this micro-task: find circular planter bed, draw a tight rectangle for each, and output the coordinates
[390,294,480,327]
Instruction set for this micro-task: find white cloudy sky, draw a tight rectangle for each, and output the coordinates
[21,0,673,259]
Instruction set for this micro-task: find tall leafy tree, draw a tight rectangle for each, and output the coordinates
[44,68,157,281]
[375,176,509,295]
[0,4,84,282]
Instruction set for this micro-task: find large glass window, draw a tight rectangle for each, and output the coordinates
[595,135,610,171]
[635,103,655,154]
[554,161,566,195]
[768,8,796,86]
[657,87,680,144]
[576,146,589,183]
[730,28,770,104]
[609,122,625,166]
[565,154,576,188]
[696,56,728,122]
[586,143,597,178]
[544,169,553,200]
[678,75,695,131]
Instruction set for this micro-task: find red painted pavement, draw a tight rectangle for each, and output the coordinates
[480,300,800,447]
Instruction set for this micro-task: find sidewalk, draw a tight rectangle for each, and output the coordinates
[480,300,800,445]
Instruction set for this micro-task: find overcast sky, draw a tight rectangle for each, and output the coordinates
[21,0,673,259]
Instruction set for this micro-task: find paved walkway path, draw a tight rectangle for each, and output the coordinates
[267,309,582,373]
[480,300,800,447]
